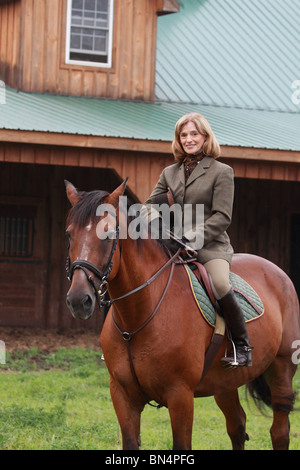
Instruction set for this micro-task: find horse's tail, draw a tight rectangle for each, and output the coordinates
[247,374,298,415]
[246,374,272,412]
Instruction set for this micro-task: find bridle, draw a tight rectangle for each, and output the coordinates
[66,209,120,309]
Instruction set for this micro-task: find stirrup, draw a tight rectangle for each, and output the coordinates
[222,335,239,369]
[221,341,254,369]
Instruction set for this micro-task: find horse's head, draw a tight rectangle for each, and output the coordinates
[65,179,127,320]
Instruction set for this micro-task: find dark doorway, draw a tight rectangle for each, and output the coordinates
[290,213,300,299]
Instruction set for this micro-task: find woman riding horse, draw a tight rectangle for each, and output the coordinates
[143,112,253,368]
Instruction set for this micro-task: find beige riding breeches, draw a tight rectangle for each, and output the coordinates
[203,258,231,299]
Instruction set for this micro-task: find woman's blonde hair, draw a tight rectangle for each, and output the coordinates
[172,113,220,162]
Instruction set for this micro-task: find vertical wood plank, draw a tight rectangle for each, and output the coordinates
[118,0,133,99]
[83,70,95,96]
[144,0,157,100]
[21,0,34,91]
[132,0,146,100]
[0,5,8,82]
[69,69,83,95]
[21,144,35,163]
[44,0,60,93]
[31,0,45,92]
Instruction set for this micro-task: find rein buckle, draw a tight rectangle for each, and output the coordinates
[98,279,108,297]
[122,332,132,342]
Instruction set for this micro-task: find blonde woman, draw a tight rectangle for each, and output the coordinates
[144,113,253,368]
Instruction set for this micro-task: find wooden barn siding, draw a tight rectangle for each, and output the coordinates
[1,142,300,201]
[222,158,300,182]
[0,0,158,100]
[0,160,125,328]
[0,142,173,202]
[0,0,20,88]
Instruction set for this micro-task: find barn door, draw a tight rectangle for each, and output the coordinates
[290,213,300,299]
[0,198,47,327]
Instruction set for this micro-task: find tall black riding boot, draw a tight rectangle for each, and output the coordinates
[219,289,254,368]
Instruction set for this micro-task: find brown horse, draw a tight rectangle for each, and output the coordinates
[65,180,300,450]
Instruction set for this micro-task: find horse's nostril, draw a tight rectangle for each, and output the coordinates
[66,290,95,320]
[82,294,93,309]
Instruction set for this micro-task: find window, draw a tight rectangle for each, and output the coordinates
[66,0,114,68]
[0,205,35,258]
[0,216,34,258]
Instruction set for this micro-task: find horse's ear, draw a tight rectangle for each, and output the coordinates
[105,177,128,208]
[65,180,81,206]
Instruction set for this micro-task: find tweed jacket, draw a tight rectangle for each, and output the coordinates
[144,155,234,265]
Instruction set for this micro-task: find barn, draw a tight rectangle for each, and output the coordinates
[0,0,299,329]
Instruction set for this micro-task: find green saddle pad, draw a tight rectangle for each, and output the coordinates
[185,265,264,327]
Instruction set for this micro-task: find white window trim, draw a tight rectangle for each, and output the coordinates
[65,0,114,68]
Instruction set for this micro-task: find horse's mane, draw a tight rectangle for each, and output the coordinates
[67,190,182,255]
[66,190,109,228]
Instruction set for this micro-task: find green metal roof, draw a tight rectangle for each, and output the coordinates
[156,0,300,112]
[1,87,300,151]
[0,0,300,152]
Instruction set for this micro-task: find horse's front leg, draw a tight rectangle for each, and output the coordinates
[167,387,194,450]
[110,378,142,450]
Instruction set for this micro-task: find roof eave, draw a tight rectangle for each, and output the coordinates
[1,129,300,163]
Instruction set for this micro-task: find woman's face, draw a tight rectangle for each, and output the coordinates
[179,121,206,155]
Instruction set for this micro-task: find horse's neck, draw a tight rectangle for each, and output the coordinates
[109,238,168,330]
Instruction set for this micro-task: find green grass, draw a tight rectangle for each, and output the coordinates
[0,348,299,450]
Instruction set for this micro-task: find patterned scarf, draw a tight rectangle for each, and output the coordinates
[183,153,204,182]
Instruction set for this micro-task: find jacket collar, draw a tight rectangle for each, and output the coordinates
[179,155,213,186]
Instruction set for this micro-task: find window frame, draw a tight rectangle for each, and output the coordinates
[65,0,114,68]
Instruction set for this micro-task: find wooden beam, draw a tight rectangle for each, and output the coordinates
[1,129,300,164]
[0,129,173,153]
[220,145,300,164]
